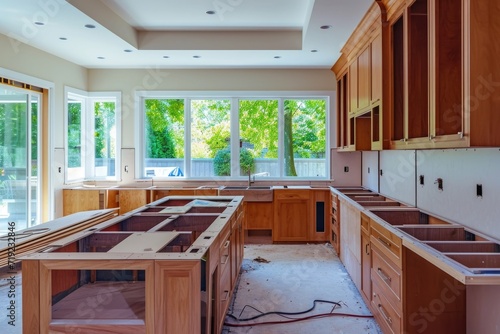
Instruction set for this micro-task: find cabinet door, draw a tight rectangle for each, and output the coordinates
[358,45,371,111]
[361,231,371,303]
[245,202,273,230]
[274,191,309,242]
[371,33,382,104]
[349,61,358,114]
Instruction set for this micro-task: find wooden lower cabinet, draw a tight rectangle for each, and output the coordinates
[367,217,465,334]
[330,191,341,255]
[63,188,149,215]
[245,201,273,230]
[403,248,465,334]
[273,189,310,242]
[309,189,331,242]
[24,196,245,334]
[360,213,371,303]
[361,230,371,303]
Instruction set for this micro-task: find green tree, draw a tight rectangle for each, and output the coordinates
[239,100,278,158]
[213,147,254,176]
[67,102,82,167]
[191,99,231,158]
[94,101,115,159]
[145,99,184,158]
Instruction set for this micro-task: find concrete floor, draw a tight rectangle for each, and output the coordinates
[223,244,382,334]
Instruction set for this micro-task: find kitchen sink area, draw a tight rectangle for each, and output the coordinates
[218,185,274,201]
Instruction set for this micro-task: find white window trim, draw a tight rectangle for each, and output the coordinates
[65,87,122,182]
[135,90,333,181]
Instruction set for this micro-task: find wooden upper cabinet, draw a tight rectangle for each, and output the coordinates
[370,33,382,104]
[357,45,371,111]
[349,60,358,114]
[463,0,500,147]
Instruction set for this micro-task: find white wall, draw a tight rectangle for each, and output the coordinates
[331,150,362,186]
[379,150,416,206]
[416,148,500,240]
[362,151,379,192]
[0,34,88,149]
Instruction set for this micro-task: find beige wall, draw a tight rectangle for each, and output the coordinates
[0,33,88,148]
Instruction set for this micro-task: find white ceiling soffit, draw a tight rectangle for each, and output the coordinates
[0,0,372,69]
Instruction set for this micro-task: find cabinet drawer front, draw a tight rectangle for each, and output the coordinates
[274,190,310,200]
[220,237,231,274]
[372,279,402,334]
[370,220,402,267]
[371,245,402,306]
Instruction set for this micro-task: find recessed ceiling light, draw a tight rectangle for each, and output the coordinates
[320,25,332,30]
[163,56,170,59]
[97,56,105,59]
[59,37,67,41]
[274,56,281,59]
[34,21,45,26]
[124,49,133,53]
[85,24,96,29]
[311,49,318,53]
[193,55,201,58]
[206,10,216,15]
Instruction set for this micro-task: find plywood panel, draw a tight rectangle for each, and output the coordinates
[118,190,148,214]
[63,189,101,216]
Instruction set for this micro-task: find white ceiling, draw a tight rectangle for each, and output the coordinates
[0,0,372,69]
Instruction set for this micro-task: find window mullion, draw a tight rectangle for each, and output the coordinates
[230,98,239,178]
[185,98,191,178]
[277,98,284,178]
[85,97,95,179]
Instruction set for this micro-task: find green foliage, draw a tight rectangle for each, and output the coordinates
[213,147,254,176]
[145,99,184,158]
[67,102,82,167]
[94,101,116,159]
[239,100,279,159]
[191,99,231,158]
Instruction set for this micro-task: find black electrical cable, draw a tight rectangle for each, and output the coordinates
[227,299,341,322]
[224,299,373,327]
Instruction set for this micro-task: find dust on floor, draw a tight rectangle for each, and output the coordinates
[223,244,382,334]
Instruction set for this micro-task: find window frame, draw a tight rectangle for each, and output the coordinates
[64,87,121,182]
[136,90,332,181]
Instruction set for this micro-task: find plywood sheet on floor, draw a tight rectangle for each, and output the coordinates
[223,244,381,334]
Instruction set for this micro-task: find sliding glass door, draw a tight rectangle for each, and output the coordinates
[0,86,40,232]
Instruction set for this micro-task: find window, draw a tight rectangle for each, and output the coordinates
[239,99,279,177]
[65,88,121,182]
[191,99,231,178]
[0,84,41,230]
[139,92,329,180]
[144,99,184,177]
